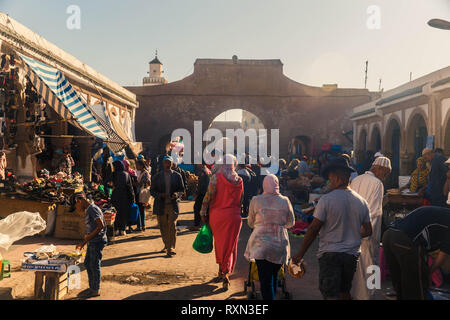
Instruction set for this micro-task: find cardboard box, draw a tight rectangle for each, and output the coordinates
[54,206,86,240]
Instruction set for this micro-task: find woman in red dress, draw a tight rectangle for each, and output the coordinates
[200,154,243,290]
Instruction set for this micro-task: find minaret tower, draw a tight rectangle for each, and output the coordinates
[143,50,168,86]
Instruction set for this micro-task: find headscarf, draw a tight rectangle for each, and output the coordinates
[263,174,281,195]
[215,154,242,185]
[113,160,125,172]
[122,159,136,177]
[410,157,429,192]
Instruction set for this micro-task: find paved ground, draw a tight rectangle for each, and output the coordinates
[1,200,425,300]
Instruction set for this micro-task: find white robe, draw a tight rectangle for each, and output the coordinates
[350,171,384,300]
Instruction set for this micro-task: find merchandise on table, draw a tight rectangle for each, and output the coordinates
[0,168,112,206]
[21,245,82,273]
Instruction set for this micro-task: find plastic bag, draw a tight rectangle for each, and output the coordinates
[0,211,46,255]
[35,244,56,254]
[192,224,213,254]
[128,203,139,223]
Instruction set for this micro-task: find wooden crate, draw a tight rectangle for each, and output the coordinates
[34,271,68,300]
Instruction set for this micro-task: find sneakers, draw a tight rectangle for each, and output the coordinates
[119,230,126,236]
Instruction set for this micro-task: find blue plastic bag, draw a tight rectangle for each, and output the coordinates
[129,203,139,223]
[293,204,314,223]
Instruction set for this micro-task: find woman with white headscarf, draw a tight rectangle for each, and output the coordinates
[244,174,295,300]
[200,154,243,290]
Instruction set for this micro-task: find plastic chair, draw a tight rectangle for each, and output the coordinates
[0,260,11,280]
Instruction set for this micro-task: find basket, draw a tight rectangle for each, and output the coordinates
[103,211,116,226]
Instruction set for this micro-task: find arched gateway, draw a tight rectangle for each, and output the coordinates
[127,57,377,159]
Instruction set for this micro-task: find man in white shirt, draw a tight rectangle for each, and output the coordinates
[292,157,372,300]
[350,156,391,300]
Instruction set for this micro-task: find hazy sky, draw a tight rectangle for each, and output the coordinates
[2,0,450,122]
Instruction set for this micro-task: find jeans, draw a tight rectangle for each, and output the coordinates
[382,229,430,300]
[255,259,282,300]
[84,241,106,292]
[137,203,146,230]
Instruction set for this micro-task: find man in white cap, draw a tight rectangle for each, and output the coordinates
[374,151,384,159]
[350,156,392,300]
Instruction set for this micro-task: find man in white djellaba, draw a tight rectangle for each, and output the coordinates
[350,156,391,300]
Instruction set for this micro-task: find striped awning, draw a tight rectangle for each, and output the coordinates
[90,103,128,153]
[19,54,108,140]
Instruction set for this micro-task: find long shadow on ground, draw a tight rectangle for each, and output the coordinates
[123,282,227,300]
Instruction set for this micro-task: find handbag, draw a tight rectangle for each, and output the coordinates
[192,224,213,254]
[139,187,151,204]
[129,203,139,223]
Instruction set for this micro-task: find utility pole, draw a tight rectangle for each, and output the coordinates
[379,78,382,92]
[410,72,412,82]
[364,61,368,89]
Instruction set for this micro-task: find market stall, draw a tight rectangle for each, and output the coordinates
[21,245,82,300]
[0,165,115,240]
[281,170,327,206]
[381,188,423,236]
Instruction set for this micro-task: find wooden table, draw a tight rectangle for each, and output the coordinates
[383,193,423,208]
[381,193,423,236]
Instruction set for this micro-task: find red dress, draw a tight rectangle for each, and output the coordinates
[209,173,243,274]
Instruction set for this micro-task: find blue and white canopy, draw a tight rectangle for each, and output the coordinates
[90,102,128,153]
[20,54,108,140]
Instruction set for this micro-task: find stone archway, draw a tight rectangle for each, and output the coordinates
[206,108,267,156]
[384,118,401,188]
[369,125,381,153]
[127,57,376,160]
[359,129,368,154]
[355,128,368,165]
[444,113,450,157]
[289,135,311,160]
[406,112,428,173]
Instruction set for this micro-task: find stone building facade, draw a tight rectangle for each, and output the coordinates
[352,65,450,187]
[241,110,264,130]
[127,57,378,160]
